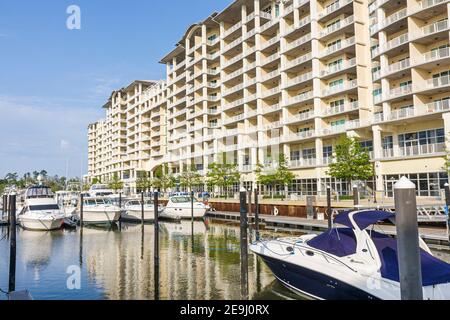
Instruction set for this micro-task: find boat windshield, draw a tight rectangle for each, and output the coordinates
[171,196,197,203]
[29,204,60,211]
[84,198,112,206]
[26,187,54,198]
[127,200,140,206]
[91,184,108,190]
[96,192,113,197]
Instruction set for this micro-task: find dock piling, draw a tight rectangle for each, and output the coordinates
[394,176,423,300]
[353,185,359,210]
[327,186,332,229]
[444,183,450,244]
[254,188,260,241]
[239,188,249,300]
[141,192,145,223]
[2,194,7,221]
[153,191,160,300]
[8,194,16,293]
[79,194,84,227]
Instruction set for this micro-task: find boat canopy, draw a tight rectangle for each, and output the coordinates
[371,231,450,286]
[334,210,394,230]
[308,228,357,257]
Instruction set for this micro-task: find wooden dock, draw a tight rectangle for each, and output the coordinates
[206,211,449,245]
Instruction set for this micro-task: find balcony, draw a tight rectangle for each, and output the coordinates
[284,72,313,89]
[284,91,314,106]
[283,130,316,142]
[223,37,242,53]
[425,99,450,113]
[223,21,242,38]
[223,98,245,111]
[399,143,445,157]
[322,37,355,57]
[289,158,317,168]
[223,69,243,83]
[425,74,450,90]
[422,47,450,64]
[420,19,448,37]
[319,16,354,39]
[284,16,310,36]
[223,83,244,97]
[261,70,280,82]
[261,52,280,66]
[373,33,408,57]
[207,38,220,46]
[262,103,282,114]
[223,113,245,125]
[261,35,281,51]
[322,79,357,97]
[322,119,361,135]
[321,58,356,77]
[260,18,279,33]
[262,121,282,131]
[260,11,272,20]
[420,0,447,9]
[284,110,315,124]
[260,86,280,99]
[318,0,352,20]
[285,34,311,52]
[284,52,312,70]
[371,8,407,35]
[385,84,412,101]
[223,53,244,69]
[325,101,359,116]
[381,106,415,122]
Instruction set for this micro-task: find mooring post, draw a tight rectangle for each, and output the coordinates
[394,176,423,300]
[444,183,450,243]
[79,193,84,227]
[141,192,145,224]
[191,190,194,224]
[153,191,160,300]
[327,186,332,229]
[239,187,249,300]
[306,196,314,220]
[353,185,359,210]
[119,192,122,209]
[254,188,260,241]
[2,194,7,221]
[8,194,16,293]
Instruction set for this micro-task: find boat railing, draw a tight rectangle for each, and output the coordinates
[271,238,358,273]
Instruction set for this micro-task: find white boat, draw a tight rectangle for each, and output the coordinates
[121,199,164,222]
[88,184,114,197]
[17,186,65,231]
[78,197,121,225]
[250,209,450,300]
[161,195,209,219]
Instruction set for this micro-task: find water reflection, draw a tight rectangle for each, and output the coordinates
[3,221,448,300]
[0,220,277,300]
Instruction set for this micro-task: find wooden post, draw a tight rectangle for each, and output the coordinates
[8,194,16,293]
[327,186,332,229]
[394,177,423,300]
[153,191,160,300]
[239,188,249,300]
[119,192,122,209]
[2,194,7,221]
[254,188,260,241]
[191,190,194,224]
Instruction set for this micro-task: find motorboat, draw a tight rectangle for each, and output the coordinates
[121,199,164,222]
[17,185,65,231]
[88,184,114,197]
[55,190,79,216]
[78,197,121,225]
[161,195,209,219]
[250,209,450,300]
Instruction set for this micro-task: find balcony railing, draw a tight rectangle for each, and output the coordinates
[284,130,315,142]
[423,47,450,63]
[319,0,352,19]
[284,110,315,124]
[426,74,450,89]
[285,33,311,51]
[323,37,355,56]
[421,19,448,36]
[261,35,281,50]
[289,158,317,168]
[385,107,415,121]
[224,22,242,38]
[285,91,314,106]
[372,8,407,34]
[260,86,280,98]
[223,83,244,97]
[321,58,356,76]
[262,103,282,114]
[223,113,245,125]
[261,70,280,82]
[386,84,412,100]
[425,99,450,113]
[399,143,445,157]
[322,79,357,96]
[420,0,446,9]
[285,52,312,69]
[386,58,410,75]
[223,37,242,53]
[261,52,280,65]
[325,101,359,115]
[223,53,243,68]
[319,16,354,38]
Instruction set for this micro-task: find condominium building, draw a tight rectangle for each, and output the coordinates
[88,0,450,198]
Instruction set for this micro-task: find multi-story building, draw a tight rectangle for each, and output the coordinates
[88,0,450,198]
[88,80,168,193]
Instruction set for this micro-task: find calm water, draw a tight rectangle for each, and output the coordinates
[0,219,300,300]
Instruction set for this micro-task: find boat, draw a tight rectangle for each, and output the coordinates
[55,190,79,216]
[250,209,450,300]
[17,185,65,231]
[161,195,209,219]
[121,199,164,222]
[88,184,114,197]
[78,197,121,225]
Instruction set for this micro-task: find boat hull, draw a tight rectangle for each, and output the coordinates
[258,254,380,300]
[80,209,121,225]
[162,207,207,219]
[18,216,64,231]
[121,209,155,222]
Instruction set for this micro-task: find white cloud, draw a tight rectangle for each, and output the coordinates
[0,95,102,177]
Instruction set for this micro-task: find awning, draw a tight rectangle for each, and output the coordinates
[334,210,395,230]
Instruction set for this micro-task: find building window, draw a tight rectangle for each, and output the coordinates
[291,150,301,160]
[323,146,333,159]
[399,128,445,147]
[360,140,373,152]
[302,148,316,160]
[289,179,318,195]
[384,172,449,197]
[321,178,349,195]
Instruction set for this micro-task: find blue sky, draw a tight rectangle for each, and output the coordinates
[0,0,230,178]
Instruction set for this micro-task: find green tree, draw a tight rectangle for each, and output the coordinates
[443,137,450,177]
[153,164,176,192]
[136,171,154,193]
[108,173,124,193]
[256,153,295,200]
[179,165,203,192]
[206,162,240,198]
[328,135,374,191]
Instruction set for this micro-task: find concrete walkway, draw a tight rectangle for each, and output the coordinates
[206,211,449,244]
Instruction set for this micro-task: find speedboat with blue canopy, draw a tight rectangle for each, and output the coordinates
[250,209,450,300]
